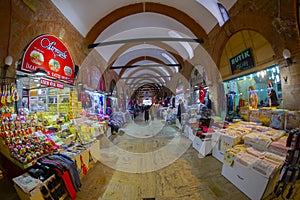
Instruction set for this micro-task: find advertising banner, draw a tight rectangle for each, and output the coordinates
[21,34,75,84]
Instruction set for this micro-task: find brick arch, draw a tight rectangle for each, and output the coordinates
[85,2,208,46]
[211,13,287,68]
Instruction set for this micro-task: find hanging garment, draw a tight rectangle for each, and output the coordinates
[227,94,234,111]
[48,154,82,191]
[38,159,77,200]
[199,87,207,103]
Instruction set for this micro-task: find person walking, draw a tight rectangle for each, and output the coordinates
[144,105,151,122]
[177,99,185,124]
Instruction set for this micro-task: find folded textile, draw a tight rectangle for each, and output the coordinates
[246,147,265,158]
[223,145,247,166]
[250,158,280,178]
[235,151,258,167]
[244,132,273,151]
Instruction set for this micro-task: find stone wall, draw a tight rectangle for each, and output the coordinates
[207,0,300,110]
[0,0,299,109]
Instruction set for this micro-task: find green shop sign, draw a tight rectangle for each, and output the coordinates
[230,48,255,74]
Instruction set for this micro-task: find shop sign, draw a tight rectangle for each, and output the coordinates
[230,48,255,74]
[40,78,64,89]
[21,34,75,84]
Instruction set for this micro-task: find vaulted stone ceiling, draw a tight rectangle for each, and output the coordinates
[51,0,237,96]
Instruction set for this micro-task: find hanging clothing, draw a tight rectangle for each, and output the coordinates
[38,158,77,200]
[48,154,82,192]
[268,89,279,106]
[227,94,234,111]
[199,87,207,103]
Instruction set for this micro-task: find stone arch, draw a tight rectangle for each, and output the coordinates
[85,2,208,46]
[211,9,297,68]
[219,29,276,79]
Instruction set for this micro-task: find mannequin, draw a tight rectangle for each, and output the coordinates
[249,86,258,109]
[268,81,279,106]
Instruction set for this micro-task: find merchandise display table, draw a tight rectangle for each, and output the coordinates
[192,137,212,158]
[184,125,214,157]
[12,140,100,200]
[222,160,280,200]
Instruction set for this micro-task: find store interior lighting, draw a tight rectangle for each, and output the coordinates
[229,65,280,84]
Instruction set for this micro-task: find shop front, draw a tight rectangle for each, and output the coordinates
[224,64,282,116]
[0,34,105,200]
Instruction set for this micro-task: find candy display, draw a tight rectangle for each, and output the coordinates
[0,116,55,165]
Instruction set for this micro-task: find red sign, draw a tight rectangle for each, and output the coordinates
[40,78,64,89]
[21,34,75,84]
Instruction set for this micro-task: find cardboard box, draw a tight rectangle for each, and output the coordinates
[222,161,278,200]
[192,137,212,157]
[14,184,44,200]
[212,140,225,163]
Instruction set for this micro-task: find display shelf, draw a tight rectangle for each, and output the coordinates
[0,140,35,170]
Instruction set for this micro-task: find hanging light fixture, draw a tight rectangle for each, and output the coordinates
[283,48,293,66]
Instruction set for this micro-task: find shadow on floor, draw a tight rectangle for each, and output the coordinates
[0,177,20,200]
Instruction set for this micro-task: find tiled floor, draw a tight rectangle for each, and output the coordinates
[2,117,299,200]
[77,118,250,200]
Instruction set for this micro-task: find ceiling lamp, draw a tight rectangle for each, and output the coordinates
[88,37,203,49]
[283,48,293,66]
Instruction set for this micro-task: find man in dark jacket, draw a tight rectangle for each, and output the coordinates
[177,99,185,123]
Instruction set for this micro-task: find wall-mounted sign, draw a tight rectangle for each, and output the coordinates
[21,34,75,84]
[230,48,255,74]
[40,77,64,89]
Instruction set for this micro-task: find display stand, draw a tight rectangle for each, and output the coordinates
[0,139,35,170]
[192,137,212,158]
[12,140,100,200]
[211,132,224,162]
[13,173,68,200]
[222,161,280,200]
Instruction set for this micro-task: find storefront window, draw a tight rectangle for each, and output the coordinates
[224,65,282,114]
